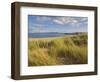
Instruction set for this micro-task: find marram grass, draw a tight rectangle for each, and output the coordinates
[28,34,88,66]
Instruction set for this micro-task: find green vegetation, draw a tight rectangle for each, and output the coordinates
[28,33,88,66]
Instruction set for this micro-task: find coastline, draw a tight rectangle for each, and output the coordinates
[28,36,69,41]
[28,35,77,41]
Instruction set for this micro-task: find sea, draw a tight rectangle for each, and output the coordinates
[28,32,76,38]
[28,32,65,38]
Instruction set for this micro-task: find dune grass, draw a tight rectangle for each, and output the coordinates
[28,33,88,66]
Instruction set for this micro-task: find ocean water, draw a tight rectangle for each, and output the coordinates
[28,33,65,38]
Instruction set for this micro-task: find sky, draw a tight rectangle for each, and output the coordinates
[28,15,88,33]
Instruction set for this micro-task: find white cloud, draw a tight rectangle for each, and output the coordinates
[29,23,50,33]
[36,16,51,22]
[53,19,64,25]
[53,17,87,25]
[81,18,88,21]
[31,24,46,28]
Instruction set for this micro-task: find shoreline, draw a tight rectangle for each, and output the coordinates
[28,36,64,41]
[28,35,77,41]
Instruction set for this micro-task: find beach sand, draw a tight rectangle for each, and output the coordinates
[28,36,64,41]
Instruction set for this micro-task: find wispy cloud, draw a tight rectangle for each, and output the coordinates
[29,23,47,33]
[36,16,51,22]
[28,15,88,33]
[30,23,46,28]
[53,17,87,25]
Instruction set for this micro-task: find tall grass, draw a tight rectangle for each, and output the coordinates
[28,33,88,66]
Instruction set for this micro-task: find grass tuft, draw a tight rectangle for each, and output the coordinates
[28,33,88,66]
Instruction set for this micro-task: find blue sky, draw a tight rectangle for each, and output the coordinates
[28,15,88,33]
